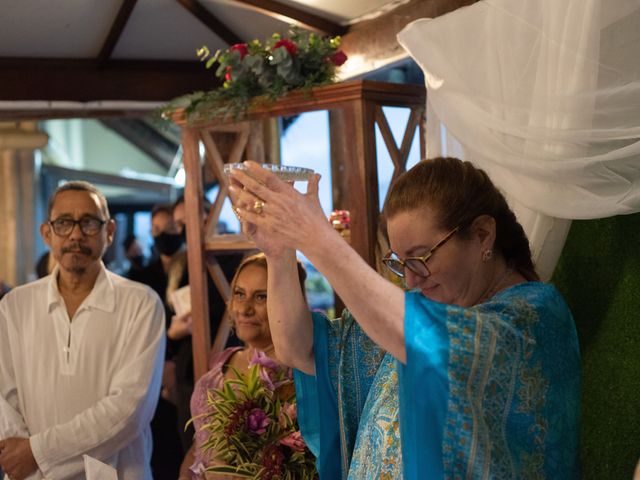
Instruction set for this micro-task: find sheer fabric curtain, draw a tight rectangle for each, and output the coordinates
[398,0,640,279]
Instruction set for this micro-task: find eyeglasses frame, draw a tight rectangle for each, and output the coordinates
[48,216,108,237]
[382,226,460,278]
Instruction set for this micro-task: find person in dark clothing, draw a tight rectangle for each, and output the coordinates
[122,234,145,279]
[167,196,243,451]
[0,280,10,301]
[131,204,185,480]
[34,251,55,279]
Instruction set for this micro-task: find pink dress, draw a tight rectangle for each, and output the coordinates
[189,346,243,478]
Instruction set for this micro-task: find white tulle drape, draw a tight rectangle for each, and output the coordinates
[398,0,640,279]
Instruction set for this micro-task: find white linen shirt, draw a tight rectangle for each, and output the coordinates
[0,263,165,480]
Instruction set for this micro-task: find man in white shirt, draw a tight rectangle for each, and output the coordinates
[0,181,165,480]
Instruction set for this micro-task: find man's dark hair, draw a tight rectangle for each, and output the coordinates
[151,203,173,219]
[47,181,110,219]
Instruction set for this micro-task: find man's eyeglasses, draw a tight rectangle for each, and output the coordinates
[49,216,107,237]
[382,226,459,278]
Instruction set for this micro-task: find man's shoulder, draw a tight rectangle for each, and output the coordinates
[106,270,162,304]
[3,276,48,300]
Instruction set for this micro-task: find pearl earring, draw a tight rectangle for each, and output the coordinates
[482,249,493,262]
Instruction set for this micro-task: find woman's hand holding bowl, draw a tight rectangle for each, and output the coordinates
[228,161,333,258]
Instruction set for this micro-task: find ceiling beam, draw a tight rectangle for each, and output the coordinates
[0,58,220,103]
[100,118,178,170]
[175,0,243,45]
[98,0,139,64]
[230,0,347,36]
[339,0,478,79]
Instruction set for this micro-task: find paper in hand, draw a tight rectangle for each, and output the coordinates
[170,285,192,316]
[83,455,117,480]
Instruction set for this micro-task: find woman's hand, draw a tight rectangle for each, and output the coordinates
[228,161,335,258]
[168,311,193,340]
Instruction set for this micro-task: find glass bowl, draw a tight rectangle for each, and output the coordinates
[223,163,313,182]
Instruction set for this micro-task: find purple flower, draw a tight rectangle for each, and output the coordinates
[249,350,280,370]
[246,408,271,435]
[259,367,277,391]
[249,350,290,390]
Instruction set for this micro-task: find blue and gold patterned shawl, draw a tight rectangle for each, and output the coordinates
[399,282,580,479]
[296,282,580,479]
[294,310,402,479]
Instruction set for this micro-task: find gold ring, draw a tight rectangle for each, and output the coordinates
[231,206,242,221]
[253,200,265,214]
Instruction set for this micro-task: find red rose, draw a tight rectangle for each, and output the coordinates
[274,38,298,56]
[229,43,249,59]
[330,50,348,66]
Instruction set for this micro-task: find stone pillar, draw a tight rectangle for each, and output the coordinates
[0,122,48,287]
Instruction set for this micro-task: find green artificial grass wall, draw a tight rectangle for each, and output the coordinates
[552,212,640,480]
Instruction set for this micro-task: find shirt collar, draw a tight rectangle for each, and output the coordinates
[46,262,116,314]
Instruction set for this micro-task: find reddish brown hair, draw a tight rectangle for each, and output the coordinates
[384,157,539,281]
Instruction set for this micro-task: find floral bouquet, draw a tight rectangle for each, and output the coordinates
[198,350,317,479]
[167,26,347,120]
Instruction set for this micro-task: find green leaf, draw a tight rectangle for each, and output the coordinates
[207,465,255,477]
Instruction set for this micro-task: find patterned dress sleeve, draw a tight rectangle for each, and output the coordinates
[398,283,580,480]
[294,309,386,480]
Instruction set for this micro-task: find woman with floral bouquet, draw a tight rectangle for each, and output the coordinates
[179,253,315,480]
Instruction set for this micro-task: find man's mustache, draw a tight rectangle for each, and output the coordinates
[61,244,92,255]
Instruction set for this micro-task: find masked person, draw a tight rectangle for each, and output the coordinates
[123,234,146,279]
[130,204,186,480]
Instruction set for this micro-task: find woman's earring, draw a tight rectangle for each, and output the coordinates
[482,249,493,262]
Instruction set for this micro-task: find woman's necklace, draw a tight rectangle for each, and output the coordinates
[477,267,513,305]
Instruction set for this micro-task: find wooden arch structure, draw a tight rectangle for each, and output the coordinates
[172,80,426,379]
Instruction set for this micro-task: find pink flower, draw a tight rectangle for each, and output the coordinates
[278,402,297,428]
[279,431,307,452]
[229,43,249,59]
[283,402,297,422]
[246,408,271,435]
[330,50,348,66]
[274,38,298,56]
[224,65,232,82]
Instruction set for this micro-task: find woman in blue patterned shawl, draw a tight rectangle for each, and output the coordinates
[229,157,580,479]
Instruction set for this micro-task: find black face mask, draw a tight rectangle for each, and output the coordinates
[153,231,184,256]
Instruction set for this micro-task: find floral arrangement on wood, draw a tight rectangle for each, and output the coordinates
[198,350,317,479]
[164,26,347,121]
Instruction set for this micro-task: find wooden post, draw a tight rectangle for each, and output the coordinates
[182,126,211,381]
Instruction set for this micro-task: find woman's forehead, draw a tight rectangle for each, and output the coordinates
[387,210,442,252]
[236,263,268,284]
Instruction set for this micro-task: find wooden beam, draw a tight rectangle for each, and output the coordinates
[230,0,346,36]
[175,0,243,45]
[339,0,479,79]
[182,126,212,381]
[0,58,220,103]
[98,0,139,64]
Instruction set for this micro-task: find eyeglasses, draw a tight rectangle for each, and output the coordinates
[382,226,459,278]
[49,216,107,237]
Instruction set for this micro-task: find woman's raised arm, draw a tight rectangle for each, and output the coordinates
[229,162,406,362]
[266,250,315,374]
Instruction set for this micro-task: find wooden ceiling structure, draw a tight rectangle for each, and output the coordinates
[0,0,476,119]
